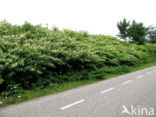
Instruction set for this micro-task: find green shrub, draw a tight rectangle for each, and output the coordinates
[1,84,23,97]
[0,21,156,96]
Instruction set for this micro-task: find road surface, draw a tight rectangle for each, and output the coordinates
[0,66,156,117]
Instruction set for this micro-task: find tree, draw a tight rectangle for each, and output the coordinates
[128,21,147,45]
[117,18,130,41]
[117,19,147,45]
[147,26,156,44]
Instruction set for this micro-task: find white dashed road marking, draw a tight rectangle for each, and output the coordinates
[137,75,143,79]
[60,69,155,111]
[101,88,114,94]
[122,80,132,85]
[146,72,152,75]
[60,99,85,110]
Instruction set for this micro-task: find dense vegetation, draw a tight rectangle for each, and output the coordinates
[0,21,156,97]
[147,26,156,44]
[117,19,147,44]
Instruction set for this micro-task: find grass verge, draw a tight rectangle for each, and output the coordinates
[0,60,156,107]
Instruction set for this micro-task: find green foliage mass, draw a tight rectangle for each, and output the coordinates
[117,19,147,45]
[147,26,156,44]
[117,18,130,41]
[0,21,156,96]
[129,21,147,45]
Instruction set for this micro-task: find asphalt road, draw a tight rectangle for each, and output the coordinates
[0,66,156,117]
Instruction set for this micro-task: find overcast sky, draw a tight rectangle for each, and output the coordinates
[0,0,156,36]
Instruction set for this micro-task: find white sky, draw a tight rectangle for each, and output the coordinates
[0,0,156,36]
